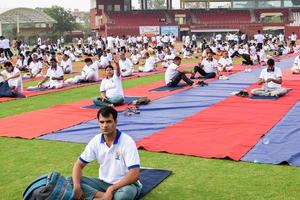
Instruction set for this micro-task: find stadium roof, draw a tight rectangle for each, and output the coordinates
[0,7,56,25]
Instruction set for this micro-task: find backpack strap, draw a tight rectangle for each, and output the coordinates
[22,173,50,200]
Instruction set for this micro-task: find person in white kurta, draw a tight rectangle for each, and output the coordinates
[118,53,133,77]
[0,62,23,93]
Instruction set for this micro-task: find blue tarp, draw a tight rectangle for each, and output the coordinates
[39,57,295,144]
[241,100,300,166]
[139,168,172,198]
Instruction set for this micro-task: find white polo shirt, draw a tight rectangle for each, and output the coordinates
[100,71,124,98]
[46,66,64,82]
[201,58,218,73]
[60,59,73,73]
[165,62,179,84]
[29,61,43,75]
[144,56,156,71]
[1,67,23,92]
[218,56,232,67]
[79,130,140,184]
[255,34,265,44]
[119,58,133,72]
[259,67,282,89]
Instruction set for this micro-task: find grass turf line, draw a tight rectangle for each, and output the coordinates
[0,137,300,200]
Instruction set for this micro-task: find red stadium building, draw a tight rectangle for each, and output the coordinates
[90,0,300,38]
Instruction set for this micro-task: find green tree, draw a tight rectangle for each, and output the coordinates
[43,6,76,34]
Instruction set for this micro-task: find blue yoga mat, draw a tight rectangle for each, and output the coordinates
[139,168,172,198]
[241,101,300,166]
[150,83,187,92]
[82,96,141,109]
[39,57,295,143]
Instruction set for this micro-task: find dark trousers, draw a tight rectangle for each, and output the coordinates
[167,72,194,87]
[193,66,216,79]
[230,51,240,59]
[241,54,253,65]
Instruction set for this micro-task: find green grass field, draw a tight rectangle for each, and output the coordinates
[1,57,300,200]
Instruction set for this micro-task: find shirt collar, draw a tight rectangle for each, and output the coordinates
[100,129,121,144]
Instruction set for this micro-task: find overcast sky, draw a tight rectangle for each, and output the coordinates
[0,0,91,11]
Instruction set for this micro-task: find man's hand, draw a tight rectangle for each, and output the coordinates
[73,186,84,200]
[113,55,120,64]
[100,96,108,102]
[266,78,275,83]
[103,186,114,200]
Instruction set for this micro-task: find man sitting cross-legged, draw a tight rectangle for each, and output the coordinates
[251,58,288,97]
[28,58,64,90]
[165,56,199,87]
[70,106,142,200]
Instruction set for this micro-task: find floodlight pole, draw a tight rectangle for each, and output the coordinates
[17,15,20,35]
[0,21,2,36]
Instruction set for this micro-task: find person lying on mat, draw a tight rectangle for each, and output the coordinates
[71,106,142,200]
[93,56,125,107]
[251,58,288,97]
[65,58,98,84]
[28,58,64,90]
[191,51,219,79]
[0,61,23,94]
[165,56,200,87]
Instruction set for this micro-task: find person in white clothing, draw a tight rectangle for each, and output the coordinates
[290,32,297,46]
[119,53,133,77]
[192,52,218,79]
[163,49,175,68]
[26,53,43,78]
[65,58,98,84]
[218,51,233,72]
[93,56,125,107]
[165,56,199,87]
[60,54,73,74]
[71,106,142,200]
[291,55,300,74]
[251,59,288,97]
[255,30,265,50]
[28,58,64,90]
[130,50,141,65]
[139,52,156,72]
[0,62,23,93]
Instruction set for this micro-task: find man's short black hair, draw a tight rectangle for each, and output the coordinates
[84,58,93,63]
[97,106,118,121]
[267,58,275,66]
[105,65,114,70]
[174,56,181,61]
[4,61,13,67]
[49,58,57,62]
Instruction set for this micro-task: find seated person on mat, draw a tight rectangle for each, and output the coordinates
[0,61,23,94]
[291,55,300,74]
[165,56,199,87]
[93,56,125,107]
[28,58,64,90]
[191,52,218,79]
[139,52,156,73]
[65,58,98,84]
[251,58,288,97]
[60,54,73,74]
[218,51,233,72]
[70,106,142,200]
[119,53,133,77]
[25,53,43,78]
